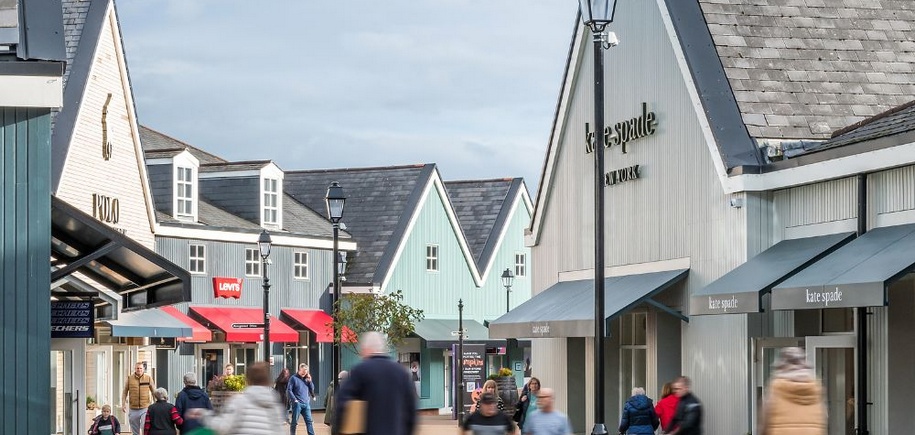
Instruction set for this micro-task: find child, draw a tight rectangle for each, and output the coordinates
[88,404,121,435]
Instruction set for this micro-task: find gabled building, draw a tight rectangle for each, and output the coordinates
[285,165,533,411]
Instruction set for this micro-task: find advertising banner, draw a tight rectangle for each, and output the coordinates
[452,343,485,419]
[212,277,243,299]
[51,301,94,338]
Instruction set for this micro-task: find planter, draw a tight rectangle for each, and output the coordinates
[209,390,242,412]
[495,376,519,416]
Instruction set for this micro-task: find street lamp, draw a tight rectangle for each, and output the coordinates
[501,268,514,314]
[258,229,273,363]
[578,1,618,435]
[325,181,346,393]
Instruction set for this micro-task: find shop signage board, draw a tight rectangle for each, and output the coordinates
[213,277,243,298]
[51,301,94,338]
[690,292,760,315]
[771,283,885,310]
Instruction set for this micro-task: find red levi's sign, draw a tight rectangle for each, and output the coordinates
[213,277,243,299]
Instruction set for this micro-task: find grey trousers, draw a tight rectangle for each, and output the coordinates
[128,408,147,435]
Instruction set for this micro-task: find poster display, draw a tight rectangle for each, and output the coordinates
[452,343,485,419]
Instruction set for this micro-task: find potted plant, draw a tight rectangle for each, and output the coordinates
[86,395,97,410]
[207,374,246,411]
[493,367,518,415]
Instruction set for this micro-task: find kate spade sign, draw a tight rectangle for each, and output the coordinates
[585,102,658,154]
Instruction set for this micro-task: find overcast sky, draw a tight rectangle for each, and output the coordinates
[117,1,579,193]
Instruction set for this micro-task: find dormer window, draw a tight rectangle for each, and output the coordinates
[176,166,194,219]
[262,178,279,227]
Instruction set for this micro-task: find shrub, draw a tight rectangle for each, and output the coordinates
[207,374,246,392]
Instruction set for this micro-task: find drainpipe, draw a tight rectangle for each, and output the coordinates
[857,174,869,435]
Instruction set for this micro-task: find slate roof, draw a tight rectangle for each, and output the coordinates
[699,0,915,140]
[144,149,185,160]
[445,178,524,270]
[200,161,274,173]
[815,99,915,151]
[284,165,435,285]
[139,126,226,164]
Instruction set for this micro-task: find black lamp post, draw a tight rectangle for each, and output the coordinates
[258,230,272,363]
[578,1,618,435]
[501,268,514,314]
[325,181,346,393]
[457,298,465,423]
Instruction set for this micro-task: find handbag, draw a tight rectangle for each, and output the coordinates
[339,399,367,435]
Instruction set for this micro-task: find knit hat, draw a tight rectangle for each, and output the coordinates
[774,346,810,372]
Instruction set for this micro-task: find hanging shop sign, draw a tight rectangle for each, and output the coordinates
[51,301,94,338]
[213,277,243,299]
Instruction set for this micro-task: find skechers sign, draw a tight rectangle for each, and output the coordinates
[51,301,94,338]
[213,277,243,299]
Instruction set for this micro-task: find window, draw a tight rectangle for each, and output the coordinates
[176,167,194,219]
[294,252,309,279]
[263,178,279,226]
[188,244,205,274]
[619,312,648,409]
[245,248,260,276]
[515,253,526,277]
[426,245,438,271]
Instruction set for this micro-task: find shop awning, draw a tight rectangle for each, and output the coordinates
[50,196,191,311]
[413,319,498,348]
[161,306,212,342]
[489,269,688,339]
[281,309,356,343]
[772,224,915,310]
[189,306,299,342]
[105,308,192,338]
[691,233,854,315]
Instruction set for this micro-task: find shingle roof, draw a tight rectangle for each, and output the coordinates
[139,126,226,164]
[444,178,517,269]
[700,0,915,140]
[199,161,273,173]
[815,99,915,151]
[284,165,434,285]
[144,149,185,160]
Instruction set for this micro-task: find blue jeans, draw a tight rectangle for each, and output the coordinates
[290,401,315,435]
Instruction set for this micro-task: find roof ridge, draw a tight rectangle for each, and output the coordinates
[444,177,518,184]
[140,125,228,163]
[201,160,272,166]
[286,163,430,174]
[830,99,915,139]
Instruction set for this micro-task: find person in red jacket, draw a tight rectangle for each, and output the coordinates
[655,381,680,433]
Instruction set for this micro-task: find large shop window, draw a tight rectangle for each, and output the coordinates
[263,178,279,226]
[620,312,647,407]
[399,351,425,398]
[189,244,206,274]
[245,248,260,276]
[283,333,312,373]
[176,166,194,219]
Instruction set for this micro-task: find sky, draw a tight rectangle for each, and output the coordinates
[117,1,580,194]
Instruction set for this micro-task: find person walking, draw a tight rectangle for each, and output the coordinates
[274,368,292,423]
[175,372,213,433]
[474,379,505,413]
[187,361,286,435]
[324,370,348,426]
[521,387,572,435]
[619,387,659,435]
[513,377,541,432]
[287,363,317,435]
[335,331,417,435]
[757,347,826,435]
[88,404,122,435]
[462,392,517,435]
[667,376,703,435]
[655,382,679,433]
[143,388,184,435]
[121,362,156,435]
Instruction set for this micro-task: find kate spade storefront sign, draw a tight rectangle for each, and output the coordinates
[584,102,658,187]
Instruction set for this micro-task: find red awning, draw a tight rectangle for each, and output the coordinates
[160,306,212,342]
[282,309,357,343]
[189,306,299,343]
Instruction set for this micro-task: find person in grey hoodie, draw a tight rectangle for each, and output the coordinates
[619,387,660,435]
[188,361,285,435]
[175,372,213,433]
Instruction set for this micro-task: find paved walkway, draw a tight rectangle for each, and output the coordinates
[296,411,459,435]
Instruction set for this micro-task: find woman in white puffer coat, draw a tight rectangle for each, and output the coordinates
[191,361,285,435]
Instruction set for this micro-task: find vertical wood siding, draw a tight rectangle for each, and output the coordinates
[0,108,53,433]
[871,165,915,216]
[772,177,857,239]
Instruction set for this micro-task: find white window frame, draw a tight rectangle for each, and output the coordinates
[514,253,526,278]
[426,244,439,272]
[188,244,206,274]
[293,251,309,280]
[245,248,261,277]
[619,312,648,410]
[175,166,195,220]
[262,177,280,228]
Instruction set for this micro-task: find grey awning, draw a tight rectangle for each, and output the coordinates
[772,224,915,310]
[691,233,854,315]
[489,269,688,339]
[105,309,192,338]
[413,319,497,348]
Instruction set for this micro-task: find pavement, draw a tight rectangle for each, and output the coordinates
[296,411,460,435]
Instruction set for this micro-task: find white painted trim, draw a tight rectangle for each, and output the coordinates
[153,225,358,250]
[173,164,198,222]
[379,169,484,290]
[557,257,691,282]
[784,219,857,240]
[199,170,261,179]
[146,158,172,165]
[260,176,282,230]
[292,251,310,280]
[0,75,63,108]
[341,286,380,295]
[874,210,915,229]
[478,187,533,282]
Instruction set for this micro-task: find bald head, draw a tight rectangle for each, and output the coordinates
[360,331,388,357]
[538,387,556,412]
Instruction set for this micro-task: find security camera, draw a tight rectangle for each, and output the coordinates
[339,222,347,231]
[729,197,745,209]
[603,31,620,49]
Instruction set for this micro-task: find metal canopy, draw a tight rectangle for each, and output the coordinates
[413,318,495,348]
[105,309,192,338]
[772,223,915,310]
[691,232,855,315]
[489,269,689,339]
[50,196,191,311]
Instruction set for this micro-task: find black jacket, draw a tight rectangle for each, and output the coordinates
[334,355,417,435]
[670,393,703,435]
[175,385,212,432]
[619,394,659,434]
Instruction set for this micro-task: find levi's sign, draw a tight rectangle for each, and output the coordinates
[213,277,243,299]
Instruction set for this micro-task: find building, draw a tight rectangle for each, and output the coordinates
[285,165,534,411]
[491,1,915,434]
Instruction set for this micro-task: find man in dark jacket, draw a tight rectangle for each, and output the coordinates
[287,363,317,435]
[175,372,213,433]
[668,376,703,435]
[335,331,417,435]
